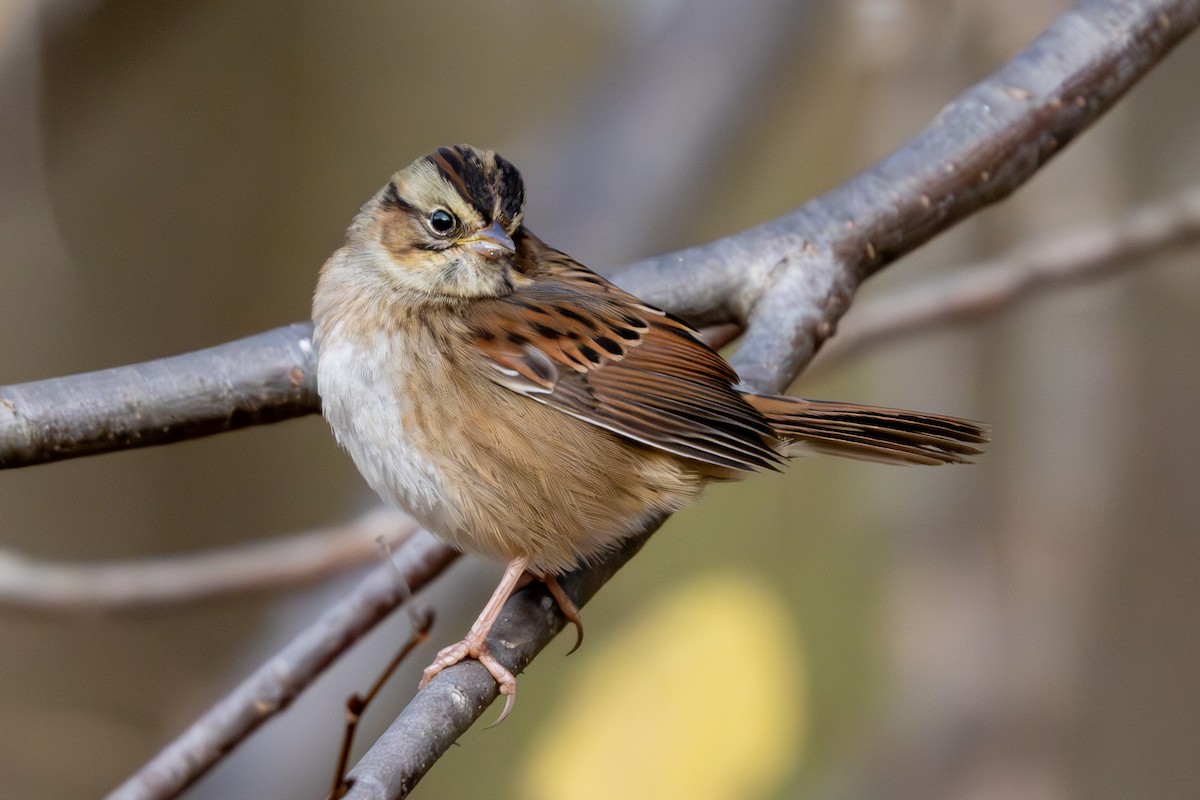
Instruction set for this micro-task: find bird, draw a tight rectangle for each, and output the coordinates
[313,144,987,722]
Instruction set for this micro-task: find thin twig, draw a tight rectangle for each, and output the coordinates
[331,608,434,800]
[103,530,459,800]
[340,523,662,799]
[0,507,417,613]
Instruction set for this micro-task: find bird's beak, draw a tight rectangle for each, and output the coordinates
[460,222,516,261]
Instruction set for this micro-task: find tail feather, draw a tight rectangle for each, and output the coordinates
[746,394,989,466]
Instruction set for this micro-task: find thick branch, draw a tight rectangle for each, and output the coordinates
[12,184,1196,617]
[621,0,1200,392]
[0,322,318,469]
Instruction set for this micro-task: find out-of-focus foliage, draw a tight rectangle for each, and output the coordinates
[521,573,806,800]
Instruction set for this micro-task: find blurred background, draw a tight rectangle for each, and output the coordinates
[2,1,1199,798]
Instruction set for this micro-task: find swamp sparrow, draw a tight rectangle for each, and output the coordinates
[313,145,987,721]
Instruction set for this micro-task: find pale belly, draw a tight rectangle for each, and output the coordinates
[317,329,463,538]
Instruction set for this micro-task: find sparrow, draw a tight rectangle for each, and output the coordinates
[313,144,987,722]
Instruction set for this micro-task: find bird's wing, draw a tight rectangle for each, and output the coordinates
[464,239,782,471]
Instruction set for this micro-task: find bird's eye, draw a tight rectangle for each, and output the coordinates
[428,209,457,234]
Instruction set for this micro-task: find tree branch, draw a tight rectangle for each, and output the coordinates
[11,178,1195,617]
[0,508,416,613]
[12,182,1195,619]
[340,522,661,800]
[809,184,1200,374]
[0,322,318,469]
[620,0,1200,392]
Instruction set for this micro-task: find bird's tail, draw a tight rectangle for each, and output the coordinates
[745,394,989,466]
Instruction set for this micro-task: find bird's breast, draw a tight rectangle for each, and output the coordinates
[315,320,462,537]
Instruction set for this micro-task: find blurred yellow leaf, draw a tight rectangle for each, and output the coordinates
[521,572,806,800]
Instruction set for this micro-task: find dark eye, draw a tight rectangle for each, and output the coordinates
[429,209,457,234]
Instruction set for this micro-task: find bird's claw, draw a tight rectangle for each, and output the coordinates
[419,636,519,725]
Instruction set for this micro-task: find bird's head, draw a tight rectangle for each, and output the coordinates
[357,144,528,301]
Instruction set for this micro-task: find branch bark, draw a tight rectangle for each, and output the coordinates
[0,322,318,469]
[621,0,1200,392]
[7,182,1195,617]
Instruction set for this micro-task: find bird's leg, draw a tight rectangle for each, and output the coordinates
[536,572,584,654]
[420,555,529,723]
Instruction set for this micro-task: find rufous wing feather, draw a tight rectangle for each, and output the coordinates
[467,235,785,471]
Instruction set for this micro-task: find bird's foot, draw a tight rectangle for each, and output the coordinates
[420,630,518,724]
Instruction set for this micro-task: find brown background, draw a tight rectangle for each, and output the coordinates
[1,1,1198,798]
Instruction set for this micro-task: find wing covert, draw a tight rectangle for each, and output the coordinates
[465,238,781,471]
